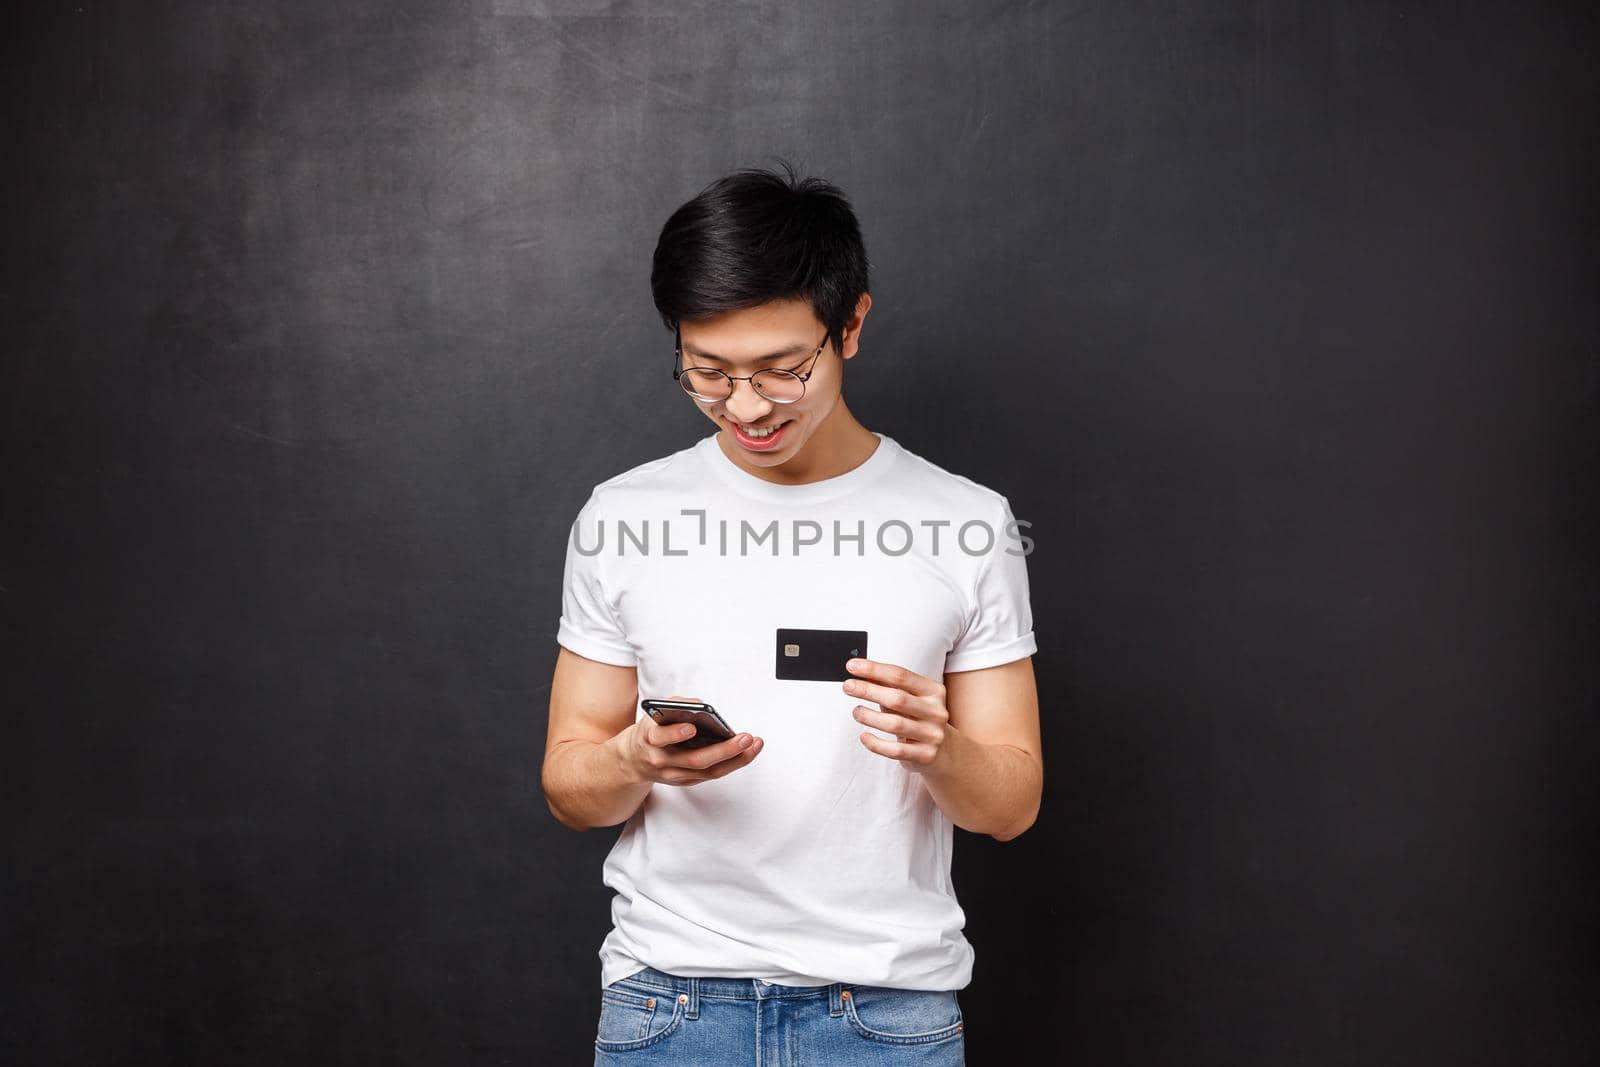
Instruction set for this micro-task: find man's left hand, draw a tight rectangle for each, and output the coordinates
[842,658,952,774]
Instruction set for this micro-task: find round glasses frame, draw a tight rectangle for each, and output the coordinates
[672,324,829,404]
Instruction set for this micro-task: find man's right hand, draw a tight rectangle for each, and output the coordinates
[617,695,764,786]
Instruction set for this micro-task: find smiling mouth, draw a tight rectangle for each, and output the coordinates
[729,419,791,448]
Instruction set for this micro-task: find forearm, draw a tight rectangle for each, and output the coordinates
[543,734,651,831]
[921,726,1042,841]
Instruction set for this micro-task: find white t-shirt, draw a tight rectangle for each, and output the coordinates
[556,431,1037,991]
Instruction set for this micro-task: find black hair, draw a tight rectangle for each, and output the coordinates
[650,159,871,358]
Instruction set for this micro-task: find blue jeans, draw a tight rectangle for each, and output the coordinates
[592,965,966,1065]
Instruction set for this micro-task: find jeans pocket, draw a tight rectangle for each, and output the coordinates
[593,982,684,1052]
[842,986,964,1045]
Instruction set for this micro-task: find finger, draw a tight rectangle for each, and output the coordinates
[697,737,764,780]
[659,737,761,784]
[852,705,942,744]
[844,659,942,699]
[669,733,756,770]
[647,720,700,747]
[859,731,935,764]
[842,676,923,716]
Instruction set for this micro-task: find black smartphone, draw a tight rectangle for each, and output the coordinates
[640,699,737,749]
[775,628,869,682]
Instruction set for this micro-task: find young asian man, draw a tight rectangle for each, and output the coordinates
[543,162,1041,1065]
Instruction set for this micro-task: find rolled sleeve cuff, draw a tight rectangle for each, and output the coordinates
[943,631,1037,674]
[556,620,637,667]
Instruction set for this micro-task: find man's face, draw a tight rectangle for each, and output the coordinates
[676,297,858,472]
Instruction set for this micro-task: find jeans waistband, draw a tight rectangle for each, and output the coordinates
[619,965,848,1008]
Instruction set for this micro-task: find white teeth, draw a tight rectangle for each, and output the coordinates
[739,422,781,438]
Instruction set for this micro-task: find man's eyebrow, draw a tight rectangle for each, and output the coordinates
[681,341,812,364]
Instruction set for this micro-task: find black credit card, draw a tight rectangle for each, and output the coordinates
[775,628,868,682]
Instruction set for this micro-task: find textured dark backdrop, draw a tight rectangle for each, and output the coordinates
[4,2,1596,1064]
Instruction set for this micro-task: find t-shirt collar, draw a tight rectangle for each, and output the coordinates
[695,430,900,505]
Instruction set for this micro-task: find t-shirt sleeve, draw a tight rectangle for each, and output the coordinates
[944,495,1038,674]
[555,491,637,667]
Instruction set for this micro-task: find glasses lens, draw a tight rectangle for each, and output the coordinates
[752,370,805,403]
[680,369,731,401]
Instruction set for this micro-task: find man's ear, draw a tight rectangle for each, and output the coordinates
[840,291,872,360]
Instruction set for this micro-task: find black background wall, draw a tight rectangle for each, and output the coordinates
[4,2,1596,1064]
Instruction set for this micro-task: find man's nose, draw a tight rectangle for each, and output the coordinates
[723,379,774,422]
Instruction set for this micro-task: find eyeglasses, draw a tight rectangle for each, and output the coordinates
[673,325,829,404]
